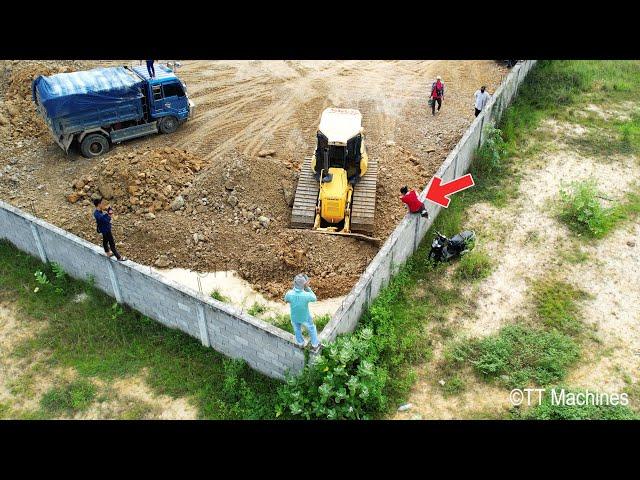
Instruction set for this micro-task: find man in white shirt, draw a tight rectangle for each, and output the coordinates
[474,86,491,117]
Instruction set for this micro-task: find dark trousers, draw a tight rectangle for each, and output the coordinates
[475,108,482,117]
[102,231,121,259]
[431,97,442,115]
[146,60,155,78]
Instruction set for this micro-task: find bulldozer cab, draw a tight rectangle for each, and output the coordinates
[313,108,365,182]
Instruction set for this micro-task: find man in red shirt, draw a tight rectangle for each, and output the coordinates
[430,76,445,116]
[400,186,429,218]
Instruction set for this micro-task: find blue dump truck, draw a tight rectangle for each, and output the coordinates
[32,64,194,158]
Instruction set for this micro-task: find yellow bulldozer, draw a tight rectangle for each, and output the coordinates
[291,108,379,242]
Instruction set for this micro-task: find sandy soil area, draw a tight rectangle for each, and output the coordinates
[0,60,508,301]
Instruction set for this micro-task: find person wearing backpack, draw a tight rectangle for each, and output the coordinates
[430,76,445,115]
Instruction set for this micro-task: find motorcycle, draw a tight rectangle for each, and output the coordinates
[429,230,476,262]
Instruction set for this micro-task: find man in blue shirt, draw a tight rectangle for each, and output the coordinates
[284,273,321,352]
[93,197,127,261]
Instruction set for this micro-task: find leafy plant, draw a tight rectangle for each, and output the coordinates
[475,124,508,176]
[51,262,66,280]
[210,289,230,302]
[34,270,49,285]
[247,302,267,317]
[277,327,387,419]
[111,302,124,320]
[558,180,614,238]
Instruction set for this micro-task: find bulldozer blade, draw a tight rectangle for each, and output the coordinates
[310,229,381,245]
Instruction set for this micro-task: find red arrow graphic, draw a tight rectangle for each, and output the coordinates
[425,173,475,208]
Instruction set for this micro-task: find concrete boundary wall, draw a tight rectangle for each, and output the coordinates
[319,60,538,343]
[0,60,536,379]
[0,200,305,379]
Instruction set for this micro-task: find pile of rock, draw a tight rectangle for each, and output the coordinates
[67,147,204,216]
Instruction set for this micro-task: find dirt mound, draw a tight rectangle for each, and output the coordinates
[0,61,92,142]
[67,147,204,214]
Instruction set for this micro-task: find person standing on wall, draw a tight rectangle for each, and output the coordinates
[430,76,445,116]
[93,198,127,261]
[284,274,321,352]
[474,85,491,117]
[146,59,156,78]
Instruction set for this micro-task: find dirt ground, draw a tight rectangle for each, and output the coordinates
[0,60,508,300]
[393,107,640,419]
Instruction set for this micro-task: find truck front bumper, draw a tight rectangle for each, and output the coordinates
[188,99,195,119]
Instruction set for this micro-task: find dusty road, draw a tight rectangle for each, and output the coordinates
[0,60,508,300]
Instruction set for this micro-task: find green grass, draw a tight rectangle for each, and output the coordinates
[247,302,267,316]
[40,379,97,416]
[210,289,230,302]
[558,180,640,238]
[454,251,494,282]
[0,240,282,419]
[515,387,639,420]
[501,60,640,146]
[445,325,580,389]
[532,279,590,336]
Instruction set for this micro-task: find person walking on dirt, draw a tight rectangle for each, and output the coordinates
[284,274,321,352]
[430,76,445,115]
[146,60,156,78]
[400,186,429,218]
[93,198,127,261]
[474,86,491,117]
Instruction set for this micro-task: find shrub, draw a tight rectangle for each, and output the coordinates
[446,325,580,388]
[475,124,508,177]
[277,328,387,420]
[558,180,614,238]
[455,251,493,281]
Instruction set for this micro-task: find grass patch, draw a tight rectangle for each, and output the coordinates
[445,325,580,388]
[210,289,230,302]
[247,302,267,316]
[440,374,466,396]
[454,251,494,282]
[0,240,282,419]
[40,379,97,416]
[515,387,639,420]
[558,180,640,238]
[532,279,590,336]
[558,180,617,238]
[558,248,590,264]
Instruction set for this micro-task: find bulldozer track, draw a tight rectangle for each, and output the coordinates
[290,156,319,228]
[351,157,378,234]
[290,156,378,234]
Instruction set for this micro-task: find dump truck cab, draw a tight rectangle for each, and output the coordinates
[130,64,194,122]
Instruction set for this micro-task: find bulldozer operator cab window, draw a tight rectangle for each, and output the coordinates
[315,132,362,180]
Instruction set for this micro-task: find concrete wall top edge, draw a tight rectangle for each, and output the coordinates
[0,199,299,347]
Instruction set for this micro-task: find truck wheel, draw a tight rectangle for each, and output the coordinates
[80,134,110,158]
[159,116,178,134]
